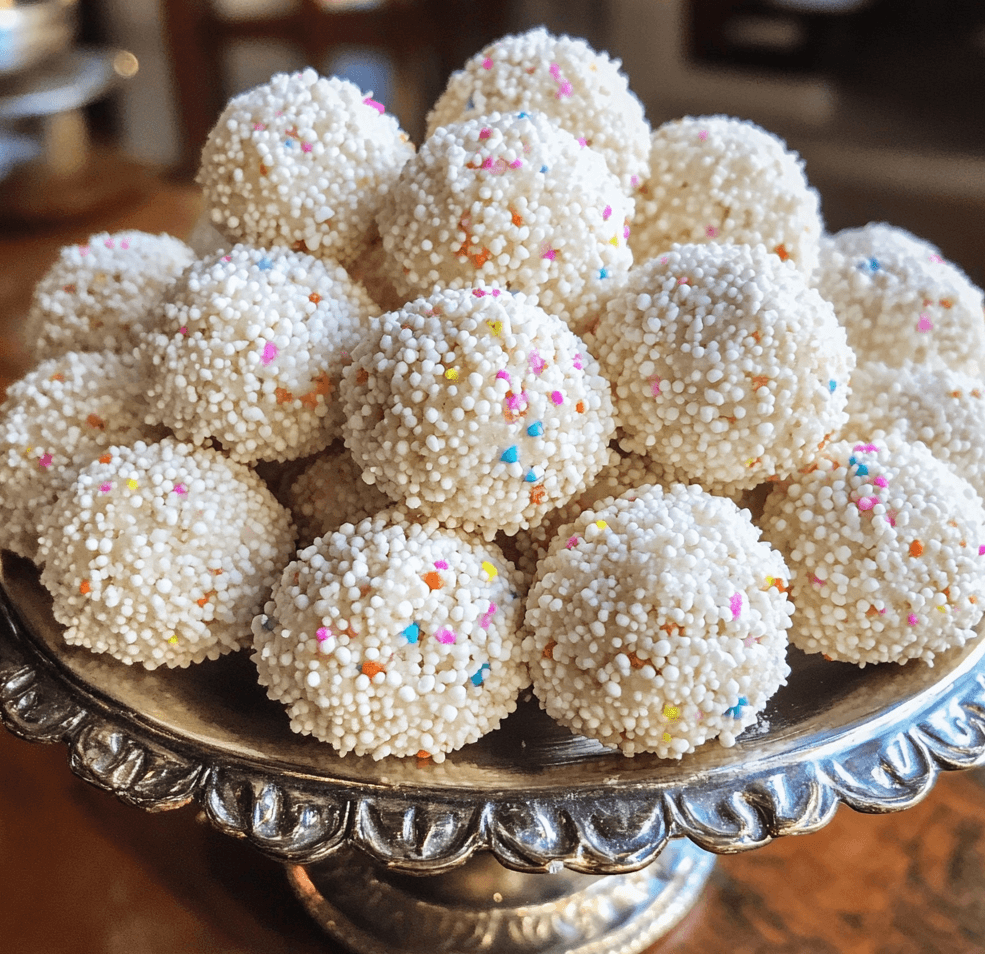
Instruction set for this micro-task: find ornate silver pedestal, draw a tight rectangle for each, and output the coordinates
[3,550,985,954]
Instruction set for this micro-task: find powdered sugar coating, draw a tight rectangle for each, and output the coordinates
[252,510,526,761]
[593,243,855,494]
[523,483,792,757]
[759,436,985,666]
[842,361,985,505]
[813,222,985,375]
[426,27,650,195]
[24,231,194,362]
[376,111,634,336]
[0,350,165,562]
[142,244,379,463]
[287,443,393,548]
[37,438,296,669]
[630,116,822,274]
[340,287,616,537]
[198,70,414,268]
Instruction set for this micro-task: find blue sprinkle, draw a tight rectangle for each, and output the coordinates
[540,165,549,174]
[402,623,420,644]
[848,456,857,466]
[868,257,880,271]
[856,464,869,476]
[599,268,609,279]
[726,696,748,718]
[526,421,544,437]
[470,662,491,686]
[518,111,529,118]
[828,380,837,393]
[524,470,537,483]
[500,446,519,463]
[258,257,273,271]
[284,139,294,148]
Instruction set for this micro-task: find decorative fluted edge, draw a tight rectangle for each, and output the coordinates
[3,591,985,875]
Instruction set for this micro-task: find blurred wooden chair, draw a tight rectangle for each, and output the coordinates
[162,0,513,174]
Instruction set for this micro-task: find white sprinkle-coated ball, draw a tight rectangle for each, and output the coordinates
[813,222,985,374]
[252,509,527,761]
[0,350,165,562]
[593,243,855,494]
[142,244,379,463]
[340,286,616,537]
[522,483,793,757]
[426,27,651,195]
[24,231,194,362]
[37,438,297,669]
[630,116,822,275]
[376,110,634,336]
[197,69,414,268]
[759,436,985,666]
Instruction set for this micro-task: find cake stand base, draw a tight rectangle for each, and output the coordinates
[286,840,715,954]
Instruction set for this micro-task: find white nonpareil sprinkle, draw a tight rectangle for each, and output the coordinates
[376,110,634,337]
[0,349,165,562]
[141,244,379,463]
[593,243,855,494]
[522,483,793,757]
[37,438,297,669]
[197,70,414,268]
[24,231,194,362]
[630,115,822,275]
[813,222,985,375]
[426,26,651,195]
[340,286,616,538]
[252,509,527,761]
[759,435,985,666]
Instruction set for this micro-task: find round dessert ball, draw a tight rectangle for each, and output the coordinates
[843,361,985,503]
[142,244,379,463]
[0,350,165,562]
[197,69,414,268]
[37,438,297,669]
[376,110,634,336]
[593,243,855,495]
[522,483,793,757]
[813,222,985,375]
[630,116,822,275]
[340,286,616,537]
[24,231,194,362]
[759,436,985,666]
[252,509,527,762]
[425,27,650,195]
[287,443,393,548]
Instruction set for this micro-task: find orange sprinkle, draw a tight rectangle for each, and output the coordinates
[971,596,977,604]
[774,243,790,261]
[86,413,105,429]
[510,208,524,227]
[529,486,547,505]
[751,375,769,390]
[98,453,112,464]
[79,580,91,595]
[575,401,585,413]
[423,571,443,591]
[909,540,924,557]
[823,654,834,661]
[356,368,369,385]
[542,640,556,660]
[940,298,953,309]
[196,590,215,607]
[471,246,491,268]
[416,750,432,760]
[626,651,647,669]
[275,387,294,404]
[309,293,321,304]
[49,373,65,382]
[362,660,386,679]
[359,584,372,597]
[259,162,270,177]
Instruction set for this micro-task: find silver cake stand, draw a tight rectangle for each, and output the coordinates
[3,550,985,954]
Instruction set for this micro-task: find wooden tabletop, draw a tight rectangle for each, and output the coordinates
[2,175,985,954]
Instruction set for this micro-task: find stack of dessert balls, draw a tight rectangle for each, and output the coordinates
[4,27,985,763]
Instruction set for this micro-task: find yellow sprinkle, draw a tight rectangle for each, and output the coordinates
[609,236,619,246]
[662,704,680,721]
[662,732,672,743]
[126,478,138,490]
[481,560,498,580]
[486,319,503,336]
[444,368,459,381]
[168,635,178,644]
[936,605,948,614]
[595,520,607,530]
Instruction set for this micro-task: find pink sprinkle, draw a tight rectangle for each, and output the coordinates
[434,560,449,570]
[363,97,385,114]
[929,253,943,263]
[565,536,579,549]
[172,483,187,495]
[120,240,129,250]
[908,614,918,626]
[104,239,115,248]
[705,226,718,237]
[301,141,313,153]
[558,81,573,98]
[506,390,527,411]
[812,576,826,588]
[631,175,640,188]
[481,157,495,170]
[496,370,511,383]
[729,593,743,619]
[853,443,879,453]
[573,353,583,370]
[529,350,547,375]
[99,482,112,494]
[480,603,497,629]
[435,628,457,644]
[857,496,878,511]
[482,57,493,69]
[650,375,661,396]
[659,256,669,265]
[624,224,631,239]
[577,135,587,147]
[38,453,53,470]
[222,255,231,262]
[542,247,556,261]
[550,391,564,406]
[874,476,888,488]
[698,129,708,141]
[603,205,612,221]
[492,288,501,296]
[549,63,561,78]
[473,289,486,298]
[509,158,523,168]
[178,326,187,336]
[979,545,985,555]
[886,509,897,527]
[917,313,933,332]
[78,245,89,256]
[262,342,279,365]
[253,122,266,131]
[678,277,689,285]
[479,127,492,140]
[316,626,333,642]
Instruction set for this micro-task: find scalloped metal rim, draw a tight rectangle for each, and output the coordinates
[3,583,985,875]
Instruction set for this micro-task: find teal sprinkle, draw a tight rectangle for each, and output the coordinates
[526,421,544,437]
[524,470,537,483]
[849,456,869,476]
[470,663,491,686]
[518,111,529,118]
[501,446,519,463]
[726,696,748,718]
[599,268,609,279]
[401,623,420,644]
[868,257,880,271]
[828,380,837,393]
